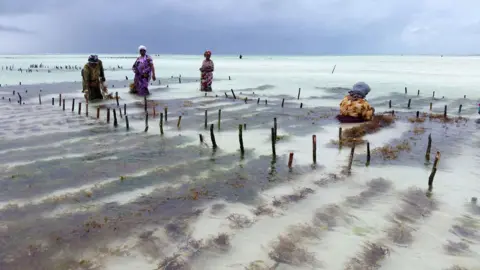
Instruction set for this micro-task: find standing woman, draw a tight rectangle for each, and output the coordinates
[131,45,156,96]
[199,50,214,92]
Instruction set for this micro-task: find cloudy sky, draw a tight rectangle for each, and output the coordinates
[0,0,479,55]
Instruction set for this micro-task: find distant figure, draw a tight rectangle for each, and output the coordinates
[239,54,243,59]
[131,45,156,96]
[82,55,108,101]
[336,82,375,123]
[199,50,214,92]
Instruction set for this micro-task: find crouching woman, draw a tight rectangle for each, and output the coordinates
[336,82,375,123]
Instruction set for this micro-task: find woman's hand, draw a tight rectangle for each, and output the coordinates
[152,74,156,81]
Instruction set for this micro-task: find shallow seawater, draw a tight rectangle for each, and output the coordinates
[0,55,479,270]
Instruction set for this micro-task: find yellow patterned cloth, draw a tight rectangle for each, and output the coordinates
[339,95,374,121]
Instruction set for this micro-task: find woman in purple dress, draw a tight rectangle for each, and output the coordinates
[131,45,156,96]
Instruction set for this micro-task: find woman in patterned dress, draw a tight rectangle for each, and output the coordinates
[337,82,375,123]
[199,50,214,92]
[132,45,156,96]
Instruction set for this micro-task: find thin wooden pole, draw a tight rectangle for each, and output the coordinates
[425,134,432,161]
[239,124,244,155]
[204,110,208,129]
[312,135,317,164]
[210,124,217,148]
[113,109,118,127]
[159,113,164,134]
[177,115,182,128]
[271,128,276,157]
[366,142,371,166]
[428,151,441,190]
[288,153,294,168]
[218,109,221,130]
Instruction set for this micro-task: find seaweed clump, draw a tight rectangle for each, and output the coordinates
[444,240,470,255]
[345,242,389,270]
[393,188,438,224]
[428,113,467,124]
[373,140,411,160]
[345,178,392,207]
[268,235,320,267]
[335,115,395,147]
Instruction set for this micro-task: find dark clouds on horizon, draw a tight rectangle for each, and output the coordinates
[0,0,479,55]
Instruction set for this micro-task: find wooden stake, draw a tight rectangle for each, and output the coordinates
[59,94,62,107]
[225,92,228,98]
[388,100,391,108]
[416,111,420,118]
[107,108,110,123]
[297,88,301,99]
[443,105,447,118]
[38,94,41,104]
[62,99,65,111]
[274,118,277,140]
[257,98,260,104]
[113,109,118,127]
[72,99,75,112]
[417,89,420,96]
[115,92,119,107]
[366,141,371,166]
[405,87,407,94]
[429,102,432,111]
[265,99,267,105]
[239,124,245,155]
[229,76,231,80]
[199,134,203,143]
[125,115,129,130]
[231,89,236,99]
[425,134,432,161]
[288,153,294,168]
[347,142,356,174]
[158,112,164,134]
[52,97,54,106]
[204,110,208,129]
[119,105,123,118]
[177,115,182,128]
[78,102,82,115]
[300,103,303,108]
[407,99,411,109]
[124,104,127,116]
[144,96,147,112]
[153,107,156,118]
[243,123,246,130]
[281,98,285,107]
[432,91,435,98]
[86,103,88,117]
[338,127,343,146]
[97,107,100,119]
[218,109,221,130]
[144,112,149,132]
[428,151,441,189]
[458,104,462,113]
[164,107,168,122]
[312,135,317,164]
[210,124,217,148]
[271,128,276,157]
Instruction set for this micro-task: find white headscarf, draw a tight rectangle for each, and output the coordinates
[138,45,147,52]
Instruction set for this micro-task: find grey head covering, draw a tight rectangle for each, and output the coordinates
[348,82,371,98]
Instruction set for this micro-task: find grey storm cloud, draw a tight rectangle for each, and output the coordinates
[0,0,479,55]
[0,24,33,33]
